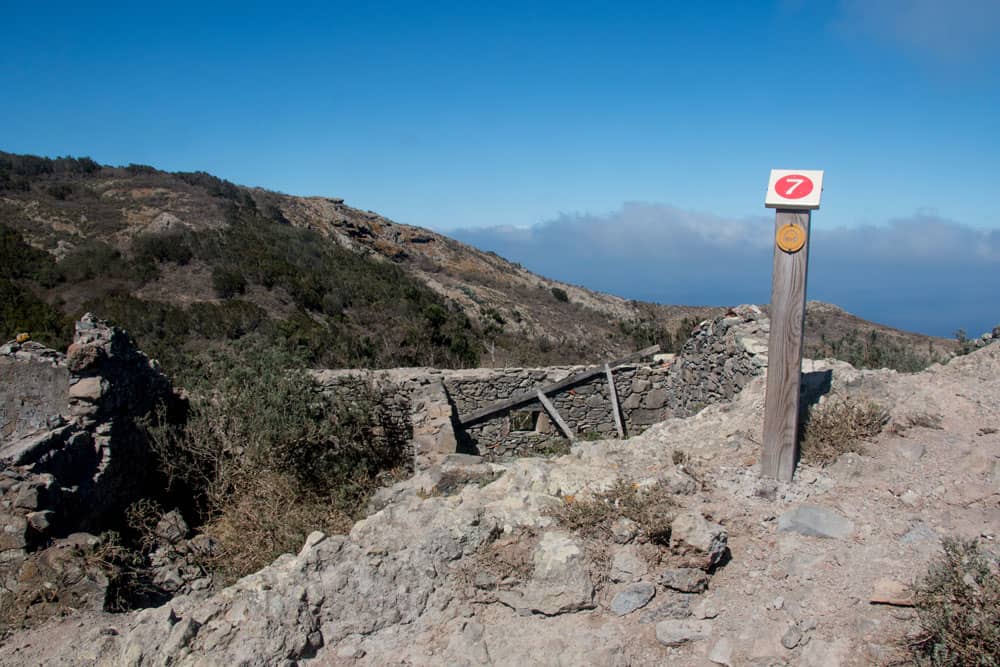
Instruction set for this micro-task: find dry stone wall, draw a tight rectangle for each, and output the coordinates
[449,363,672,457]
[314,305,770,463]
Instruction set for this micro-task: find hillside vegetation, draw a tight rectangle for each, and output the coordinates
[0,151,955,379]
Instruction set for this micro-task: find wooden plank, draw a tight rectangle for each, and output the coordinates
[604,363,625,439]
[761,209,811,481]
[536,390,575,441]
[458,345,660,425]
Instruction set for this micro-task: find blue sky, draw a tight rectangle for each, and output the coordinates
[2,1,998,337]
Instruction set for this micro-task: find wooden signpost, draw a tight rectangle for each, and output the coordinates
[761,169,824,481]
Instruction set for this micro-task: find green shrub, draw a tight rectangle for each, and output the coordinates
[906,538,1000,665]
[58,240,131,282]
[210,266,247,298]
[147,346,411,581]
[810,329,939,373]
[132,232,194,266]
[0,223,61,287]
[550,287,569,302]
[0,279,73,348]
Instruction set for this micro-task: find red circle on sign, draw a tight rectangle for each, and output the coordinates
[774,174,814,200]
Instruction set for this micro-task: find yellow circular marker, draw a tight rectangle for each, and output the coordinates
[776,223,806,253]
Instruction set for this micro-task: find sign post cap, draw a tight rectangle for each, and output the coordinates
[765,169,824,210]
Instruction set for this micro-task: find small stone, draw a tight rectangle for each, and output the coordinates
[655,619,712,647]
[155,510,190,544]
[782,624,803,649]
[639,593,694,623]
[69,376,104,402]
[772,596,784,610]
[692,598,719,619]
[778,505,854,539]
[14,485,40,510]
[899,490,920,507]
[26,510,54,533]
[610,582,656,616]
[610,517,640,544]
[660,567,710,593]
[870,579,915,607]
[336,643,365,659]
[610,546,647,583]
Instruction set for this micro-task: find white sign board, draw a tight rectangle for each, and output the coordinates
[765,169,824,209]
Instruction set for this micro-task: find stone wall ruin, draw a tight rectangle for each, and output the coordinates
[314,304,770,465]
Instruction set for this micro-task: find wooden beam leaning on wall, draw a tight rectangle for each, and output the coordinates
[605,363,626,438]
[536,390,575,441]
[458,345,660,426]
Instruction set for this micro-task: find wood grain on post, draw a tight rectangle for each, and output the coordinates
[761,209,811,481]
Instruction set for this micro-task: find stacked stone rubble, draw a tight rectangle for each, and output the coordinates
[0,314,181,619]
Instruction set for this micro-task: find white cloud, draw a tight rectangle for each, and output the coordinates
[452,203,999,336]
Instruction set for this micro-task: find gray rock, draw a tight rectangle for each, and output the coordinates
[781,624,802,649]
[610,582,655,616]
[26,510,54,533]
[496,531,595,615]
[655,619,712,646]
[643,389,668,409]
[155,510,190,544]
[670,511,728,569]
[778,505,854,539]
[14,485,40,510]
[610,546,647,583]
[660,567,710,593]
[610,516,640,544]
[639,593,695,623]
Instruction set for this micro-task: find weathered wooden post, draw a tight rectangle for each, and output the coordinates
[761,170,824,481]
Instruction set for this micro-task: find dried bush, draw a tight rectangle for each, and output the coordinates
[546,478,678,544]
[800,397,888,466]
[906,538,1000,665]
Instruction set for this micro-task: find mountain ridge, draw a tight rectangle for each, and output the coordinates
[0,151,955,375]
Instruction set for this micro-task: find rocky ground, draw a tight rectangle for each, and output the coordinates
[0,340,997,666]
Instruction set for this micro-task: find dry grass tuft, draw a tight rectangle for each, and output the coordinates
[545,478,678,544]
[905,538,1000,666]
[800,397,889,466]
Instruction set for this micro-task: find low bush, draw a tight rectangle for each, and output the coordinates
[810,329,941,373]
[0,279,73,348]
[906,538,1000,665]
[550,287,569,303]
[148,346,412,581]
[799,397,888,466]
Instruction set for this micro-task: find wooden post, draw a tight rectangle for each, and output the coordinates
[604,363,625,439]
[536,390,575,441]
[761,209,811,480]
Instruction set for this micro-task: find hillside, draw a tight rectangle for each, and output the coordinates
[0,151,954,377]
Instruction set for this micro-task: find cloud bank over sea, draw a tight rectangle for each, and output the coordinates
[453,203,999,337]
